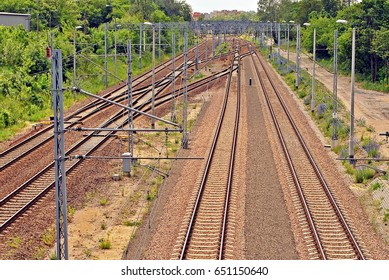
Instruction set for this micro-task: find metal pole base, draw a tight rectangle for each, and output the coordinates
[331,138,339,149]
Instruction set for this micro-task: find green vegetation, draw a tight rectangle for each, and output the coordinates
[67,205,76,222]
[41,227,56,246]
[257,0,389,92]
[8,236,22,249]
[123,220,141,227]
[0,0,193,142]
[370,181,383,192]
[99,237,111,250]
[354,168,376,184]
[384,209,389,223]
[100,197,108,206]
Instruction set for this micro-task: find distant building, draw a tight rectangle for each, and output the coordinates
[0,12,31,31]
[192,12,203,21]
[210,10,241,19]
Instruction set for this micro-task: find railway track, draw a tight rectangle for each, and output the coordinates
[250,48,366,260]
[172,45,241,260]
[0,58,233,235]
[0,39,217,172]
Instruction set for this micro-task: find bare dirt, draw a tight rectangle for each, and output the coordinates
[281,49,389,156]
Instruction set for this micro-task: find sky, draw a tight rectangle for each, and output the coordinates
[185,0,258,13]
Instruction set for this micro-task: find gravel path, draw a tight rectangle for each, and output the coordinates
[280,49,389,155]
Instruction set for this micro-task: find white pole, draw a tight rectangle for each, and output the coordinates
[311,28,316,112]
[151,25,156,129]
[349,28,356,162]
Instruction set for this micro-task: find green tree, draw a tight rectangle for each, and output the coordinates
[295,0,322,24]
[257,0,279,21]
[321,0,342,17]
[337,0,389,82]
[372,27,389,83]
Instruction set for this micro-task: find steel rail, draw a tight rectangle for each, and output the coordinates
[219,46,241,260]
[0,48,207,172]
[179,49,238,260]
[252,49,365,260]
[0,39,210,161]
[0,65,231,234]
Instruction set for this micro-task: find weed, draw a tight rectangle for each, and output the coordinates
[362,138,380,158]
[303,95,311,105]
[366,125,375,132]
[83,248,92,258]
[383,209,389,223]
[343,161,355,175]
[317,103,327,119]
[146,191,151,201]
[355,167,375,183]
[49,253,57,260]
[356,117,366,127]
[124,220,142,227]
[41,228,55,246]
[33,247,46,260]
[9,236,22,249]
[100,198,108,206]
[67,205,76,222]
[101,223,106,230]
[370,181,383,191]
[99,238,111,250]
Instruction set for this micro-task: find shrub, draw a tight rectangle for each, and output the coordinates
[124,220,141,227]
[100,198,108,206]
[99,238,111,250]
[317,103,327,118]
[362,138,380,158]
[343,161,355,175]
[41,228,55,246]
[356,117,366,127]
[355,167,375,183]
[303,95,311,105]
[370,181,383,191]
[383,209,389,223]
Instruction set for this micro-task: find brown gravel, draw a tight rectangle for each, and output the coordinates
[242,55,299,259]
[123,76,227,259]
[260,50,389,259]
[3,40,387,260]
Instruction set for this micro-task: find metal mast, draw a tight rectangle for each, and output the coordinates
[182,32,189,148]
[139,23,142,69]
[52,49,69,260]
[104,22,108,88]
[171,31,177,122]
[296,24,301,88]
[127,40,134,160]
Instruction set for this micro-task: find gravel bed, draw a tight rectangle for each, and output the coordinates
[0,101,126,199]
[260,52,389,259]
[123,77,227,259]
[242,56,299,259]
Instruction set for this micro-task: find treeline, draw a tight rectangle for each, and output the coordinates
[0,0,192,139]
[258,0,389,87]
[0,0,192,30]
